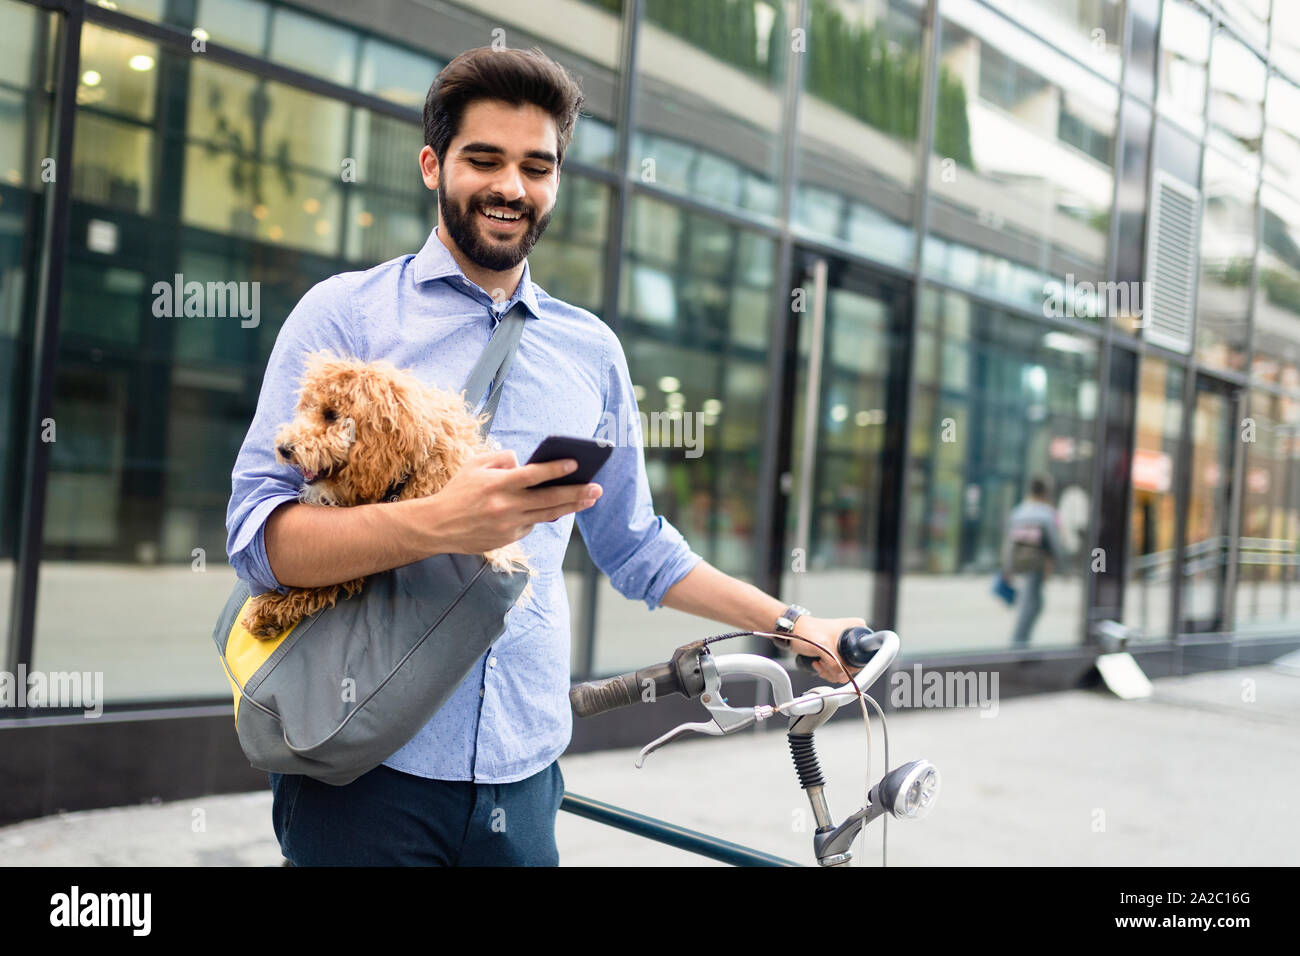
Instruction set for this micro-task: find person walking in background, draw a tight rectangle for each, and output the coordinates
[1001,475,1066,647]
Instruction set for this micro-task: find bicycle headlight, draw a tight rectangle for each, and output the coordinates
[878,759,940,820]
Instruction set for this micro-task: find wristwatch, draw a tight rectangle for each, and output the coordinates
[772,603,810,647]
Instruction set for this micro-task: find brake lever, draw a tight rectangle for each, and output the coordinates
[635,649,758,767]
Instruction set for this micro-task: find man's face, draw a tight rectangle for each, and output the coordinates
[428,99,560,272]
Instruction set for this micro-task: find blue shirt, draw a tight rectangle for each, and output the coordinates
[225,225,704,783]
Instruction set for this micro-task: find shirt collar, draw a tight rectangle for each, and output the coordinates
[413,225,542,320]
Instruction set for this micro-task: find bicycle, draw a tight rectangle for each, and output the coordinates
[568,626,941,867]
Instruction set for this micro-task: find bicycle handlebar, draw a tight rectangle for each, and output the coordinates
[570,640,708,719]
[569,630,900,721]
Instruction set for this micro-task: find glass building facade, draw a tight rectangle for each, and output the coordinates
[3,0,1300,733]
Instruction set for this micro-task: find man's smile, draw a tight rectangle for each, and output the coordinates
[479,204,528,233]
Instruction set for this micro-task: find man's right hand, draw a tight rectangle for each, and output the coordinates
[428,449,603,554]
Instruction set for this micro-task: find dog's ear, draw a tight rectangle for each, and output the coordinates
[342,365,434,502]
[297,351,367,414]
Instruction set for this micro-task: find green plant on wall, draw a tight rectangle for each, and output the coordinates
[1261,267,1300,315]
[807,0,972,166]
[645,0,767,79]
[582,0,973,166]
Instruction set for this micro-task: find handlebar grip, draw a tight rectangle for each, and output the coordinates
[793,626,883,675]
[569,673,642,718]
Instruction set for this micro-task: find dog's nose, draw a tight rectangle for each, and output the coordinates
[277,443,295,461]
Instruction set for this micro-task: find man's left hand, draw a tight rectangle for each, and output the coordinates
[784,615,869,684]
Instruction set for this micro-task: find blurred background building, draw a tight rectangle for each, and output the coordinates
[2,0,1299,822]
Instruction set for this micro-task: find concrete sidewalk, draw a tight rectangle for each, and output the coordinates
[2,662,1298,866]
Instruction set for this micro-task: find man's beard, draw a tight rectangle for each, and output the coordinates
[437,172,553,272]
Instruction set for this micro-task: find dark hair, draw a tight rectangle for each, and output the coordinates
[1029,475,1052,499]
[423,46,584,166]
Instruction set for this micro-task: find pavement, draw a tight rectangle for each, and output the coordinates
[1,660,1298,866]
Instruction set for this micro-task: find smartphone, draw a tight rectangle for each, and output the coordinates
[525,435,614,489]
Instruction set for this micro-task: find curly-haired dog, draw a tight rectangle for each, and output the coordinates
[241,351,534,639]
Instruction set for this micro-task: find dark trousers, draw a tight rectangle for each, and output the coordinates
[1012,570,1045,646]
[269,760,565,866]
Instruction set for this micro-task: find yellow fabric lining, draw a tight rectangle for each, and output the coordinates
[223,597,296,727]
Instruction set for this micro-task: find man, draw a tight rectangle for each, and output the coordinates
[225,46,862,867]
[1001,475,1066,647]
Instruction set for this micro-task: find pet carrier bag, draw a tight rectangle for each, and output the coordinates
[212,303,529,786]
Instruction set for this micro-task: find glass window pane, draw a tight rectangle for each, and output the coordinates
[1194,148,1255,373]
[794,0,924,267]
[1124,357,1183,640]
[268,6,358,85]
[76,23,158,123]
[1263,71,1300,198]
[1207,27,1265,173]
[1237,390,1300,634]
[1156,0,1211,136]
[901,286,1099,654]
[925,0,1116,312]
[183,60,353,254]
[597,197,774,672]
[1219,0,1270,51]
[71,112,153,215]
[438,0,624,170]
[358,36,442,108]
[1252,185,1300,389]
[633,0,791,220]
[0,0,36,87]
[105,0,166,24]
[527,175,609,314]
[985,0,1125,82]
[1274,0,1300,86]
[0,0,56,669]
[194,0,269,57]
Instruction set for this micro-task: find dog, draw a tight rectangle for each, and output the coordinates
[241,350,534,639]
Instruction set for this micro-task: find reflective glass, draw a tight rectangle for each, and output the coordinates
[1123,357,1183,640]
[924,0,1116,313]
[596,194,775,673]
[1237,389,1300,634]
[1156,0,1211,136]
[985,0,1125,82]
[1194,148,1256,373]
[632,0,792,219]
[794,0,924,267]
[1251,185,1300,390]
[0,0,56,669]
[901,286,1099,654]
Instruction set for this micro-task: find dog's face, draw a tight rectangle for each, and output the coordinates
[275,353,461,507]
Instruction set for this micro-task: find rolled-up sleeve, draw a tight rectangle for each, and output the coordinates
[575,330,704,610]
[225,276,359,595]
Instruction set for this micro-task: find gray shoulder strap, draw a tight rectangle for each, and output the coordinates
[460,302,528,438]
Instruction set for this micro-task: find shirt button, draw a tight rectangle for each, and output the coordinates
[479,688,484,698]
[488,657,497,668]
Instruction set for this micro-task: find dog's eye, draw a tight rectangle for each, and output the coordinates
[322,408,337,423]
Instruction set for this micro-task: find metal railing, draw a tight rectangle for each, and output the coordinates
[559,792,800,867]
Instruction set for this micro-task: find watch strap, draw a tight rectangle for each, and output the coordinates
[774,603,809,635]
